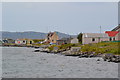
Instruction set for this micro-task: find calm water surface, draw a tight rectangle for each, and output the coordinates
[2,47,118,78]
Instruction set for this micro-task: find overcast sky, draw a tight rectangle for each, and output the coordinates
[2,2,118,35]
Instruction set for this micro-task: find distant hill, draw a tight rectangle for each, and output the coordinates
[0,31,77,40]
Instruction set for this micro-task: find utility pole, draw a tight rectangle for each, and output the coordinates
[100,26,101,33]
[99,26,102,43]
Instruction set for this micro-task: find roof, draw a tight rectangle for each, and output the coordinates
[112,24,120,31]
[47,32,55,37]
[83,33,109,38]
[105,31,119,37]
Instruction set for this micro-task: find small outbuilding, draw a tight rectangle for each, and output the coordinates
[70,38,79,44]
[56,37,79,45]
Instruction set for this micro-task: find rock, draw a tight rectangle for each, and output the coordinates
[40,48,50,53]
[62,50,80,56]
[34,50,40,52]
[40,45,50,48]
[70,47,81,52]
[102,53,120,63]
[58,49,66,53]
[112,55,120,63]
[61,47,81,56]
[97,59,100,61]
[62,50,71,55]
[34,46,40,48]
[79,52,96,58]
[102,53,114,62]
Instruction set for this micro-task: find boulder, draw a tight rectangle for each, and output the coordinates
[102,53,114,61]
[34,49,40,52]
[102,53,120,63]
[34,46,40,49]
[40,48,50,53]
[61,47,81,56]
[70,47,81,52]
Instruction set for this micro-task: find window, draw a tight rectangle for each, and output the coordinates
[92,38,95,41]
[30,41,32,44]
[109,37,112,41]
[113,37,115,41]
[23,41,25,43]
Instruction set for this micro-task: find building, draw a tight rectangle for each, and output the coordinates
[56,37,78,45]
[111,24,120,41]
[105,25,120,41]
[112,24,120,31]
[15,39,33,45]
[2,38,15,44]
[56,38,71,45]
[70,38,79,44]
[46,32,59,43]
[105,31,119,41]
[15,39,27,45]
[82,33,109,44]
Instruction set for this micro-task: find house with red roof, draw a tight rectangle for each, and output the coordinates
[105,31,119,41]
[82,25,120,44]
[105,24,120,41]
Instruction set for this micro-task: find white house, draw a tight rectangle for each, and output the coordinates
[15,39,27,45]
[70,38,79,44]
[82,33,109,44]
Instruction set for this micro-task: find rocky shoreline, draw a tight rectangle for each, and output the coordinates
[1,44,120,63]
[34,47,120,63]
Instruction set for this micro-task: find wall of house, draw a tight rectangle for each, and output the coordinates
[15,40,27,44]
[71,38,79,44]
[115,32,120,41]
[46,32,59,43]
[82,37,109,44]
[117,28,120,31]
[26,40,33,45]
[51,33,59,43]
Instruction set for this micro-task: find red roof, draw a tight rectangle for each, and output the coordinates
[105,31,119,37]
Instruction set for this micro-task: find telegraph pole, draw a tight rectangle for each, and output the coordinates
[100,26,101,33]
[99,26,102,43]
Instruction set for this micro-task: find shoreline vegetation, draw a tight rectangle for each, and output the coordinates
[1,41,120,63]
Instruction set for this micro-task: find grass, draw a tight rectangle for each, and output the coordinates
[81,42,120,55]
[32,39,45,43]
[4,41,119,55]
[48,43,81,51]
[47,42,120,55]
[32,44,43,46]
